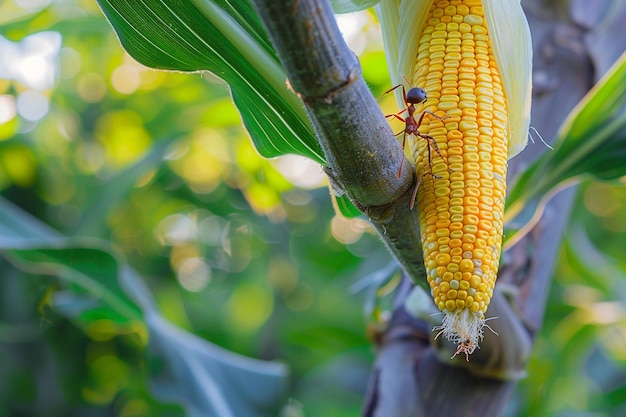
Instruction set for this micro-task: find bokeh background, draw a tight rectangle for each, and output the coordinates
[0,1,625,416]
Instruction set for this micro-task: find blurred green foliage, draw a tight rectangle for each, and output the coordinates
[0,1,625,417]
[512,185,626,417]
[0,2,390,416]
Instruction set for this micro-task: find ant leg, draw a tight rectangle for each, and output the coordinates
[381,76,413,98]
[411,109,448,166]
[409,172,440,209]
[409,173,422,209]
[397,132,408,178]
[417,133,447,165]
[414,110,428,129]
[385,113,407,123]
[413,110,448,136]
[379,84,402,98]
[414,109,441,130]
[383,113,410,152]
[397,157,404,178]
[382,84,410,106]
[380,124,407,138]
[380,114,407,137]
[380,126,409,143]
[422,110,447,122]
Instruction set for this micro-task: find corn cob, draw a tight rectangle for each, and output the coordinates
[408,0,509,358]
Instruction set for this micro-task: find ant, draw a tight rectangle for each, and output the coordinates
[381,77,446,179]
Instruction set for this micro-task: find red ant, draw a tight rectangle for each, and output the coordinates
[381,78,446,179]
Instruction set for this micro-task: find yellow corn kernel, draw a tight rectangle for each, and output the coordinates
[412,0,507,357]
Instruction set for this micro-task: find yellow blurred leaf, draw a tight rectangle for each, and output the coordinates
[94,110,151,167]
[0,145,36,187]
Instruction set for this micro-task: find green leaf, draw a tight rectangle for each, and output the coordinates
[0,195,290,416]
[533,53,626,186]
[334,194,362,218]
[331,0,382,13]
[119,268,290,417]
[504,51,626,245]
[96,0,325,164]
[562,227,623,292]
[0,197,142,322]
[5,244,143,322]
[145,310,288,417]
[73,139,171,236]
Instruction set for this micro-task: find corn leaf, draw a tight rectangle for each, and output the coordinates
[0,196,289,417]
[96,0,324,164]
[504,51,626,245]
[95,0,367,218]
[331,0,382,13]
[334,194,363,218]
[74,139,171,236]
[5,245,143,322]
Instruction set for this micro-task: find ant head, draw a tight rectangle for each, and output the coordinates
[406,87,427,105]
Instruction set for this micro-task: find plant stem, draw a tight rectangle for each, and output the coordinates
[251,0,430,285]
